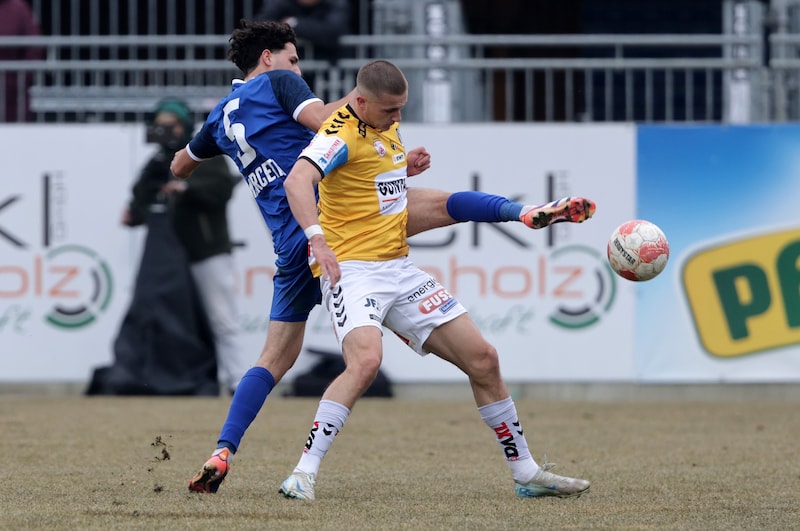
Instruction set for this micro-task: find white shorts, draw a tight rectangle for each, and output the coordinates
[321,257,467,355]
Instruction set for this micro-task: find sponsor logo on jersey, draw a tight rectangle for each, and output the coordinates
[419,287,457,314]
[377,178,406,196]
[376,175,407,215]
[312,137,346,172]
[392,153,405,165]
[323,138,345,162]
[407,278,439,302]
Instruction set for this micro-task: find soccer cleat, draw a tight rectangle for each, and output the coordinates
[188,448,232,493]
[520,197,597,229]
[515,463,591,498]
[279,471,317,501]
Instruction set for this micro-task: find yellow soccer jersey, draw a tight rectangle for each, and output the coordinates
[299,104,409,276]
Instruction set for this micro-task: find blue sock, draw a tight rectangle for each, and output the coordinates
[445,192,524,223]
[217,366,275,453]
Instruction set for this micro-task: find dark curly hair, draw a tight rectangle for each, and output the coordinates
[227,19,298,75]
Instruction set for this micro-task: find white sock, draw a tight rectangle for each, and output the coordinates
[295,399,351,476]
[478,396,538,484]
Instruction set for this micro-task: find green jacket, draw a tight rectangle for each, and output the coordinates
[128,149,237,263]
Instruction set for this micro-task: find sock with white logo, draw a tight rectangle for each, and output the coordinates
[295,399,351,476]
[478,396,538,484]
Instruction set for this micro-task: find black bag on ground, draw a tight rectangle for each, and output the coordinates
[86,209,218,396]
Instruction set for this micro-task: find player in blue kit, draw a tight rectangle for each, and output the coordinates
[170,19,596,494]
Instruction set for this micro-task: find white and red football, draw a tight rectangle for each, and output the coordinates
[607,219,669,281]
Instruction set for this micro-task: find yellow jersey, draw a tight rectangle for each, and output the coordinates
[298,104,409,276]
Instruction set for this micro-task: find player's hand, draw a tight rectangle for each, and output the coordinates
[309,235,341,287]
[406,146,431,177]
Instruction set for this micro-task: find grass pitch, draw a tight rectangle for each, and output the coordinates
[2,394,798,529]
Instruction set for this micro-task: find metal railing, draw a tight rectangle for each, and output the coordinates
[765,33,800,120]
[0,31,787,124]
[339,33,764,123]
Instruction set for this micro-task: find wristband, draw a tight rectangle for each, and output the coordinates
[304,224,324,239]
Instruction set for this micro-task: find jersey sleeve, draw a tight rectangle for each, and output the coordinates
[267,70,323,121]
[186,121,223,161]
[298,107,352,179]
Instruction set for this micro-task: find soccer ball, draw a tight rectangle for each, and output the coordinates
[607,220,669,281]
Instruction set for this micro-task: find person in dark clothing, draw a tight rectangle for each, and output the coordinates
[257,0,352,65]
[122,99,250,393]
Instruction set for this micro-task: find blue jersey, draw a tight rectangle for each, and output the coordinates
[187,70,322,321]
[189,70,318,248]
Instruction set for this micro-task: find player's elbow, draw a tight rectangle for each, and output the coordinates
[284,171,307,202]
[169,149,196,180]
[286,161,320,193]
[170,163,188,180]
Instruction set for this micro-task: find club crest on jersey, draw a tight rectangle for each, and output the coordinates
[373,140,386,157]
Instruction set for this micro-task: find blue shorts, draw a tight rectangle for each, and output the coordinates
[269,223,321,322]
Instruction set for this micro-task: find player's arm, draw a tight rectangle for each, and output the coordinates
[296,88,356,132]
[284,157,341,287]
[271,70,355,131]
[170,148,202,179]
[170,121,222,179]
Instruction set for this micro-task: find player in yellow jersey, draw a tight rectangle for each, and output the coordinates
[281,60,591,501]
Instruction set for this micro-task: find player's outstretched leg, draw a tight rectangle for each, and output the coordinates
[515,462,591,498]
[519,197,596,229]
[188,448,232,493]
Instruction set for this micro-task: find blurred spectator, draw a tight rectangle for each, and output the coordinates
[0,0,44,122]
[257,0,352,65]
[120,99,250,394]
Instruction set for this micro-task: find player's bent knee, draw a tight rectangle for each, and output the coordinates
[463,344,501,378]
[346,353,383,389]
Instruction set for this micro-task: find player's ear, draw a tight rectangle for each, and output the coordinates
[260,48,273,67]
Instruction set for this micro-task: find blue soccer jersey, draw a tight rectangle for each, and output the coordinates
[187,70,322,321]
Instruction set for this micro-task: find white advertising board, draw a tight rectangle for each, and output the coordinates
[0,125,149,381]
[0,123,636,383]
